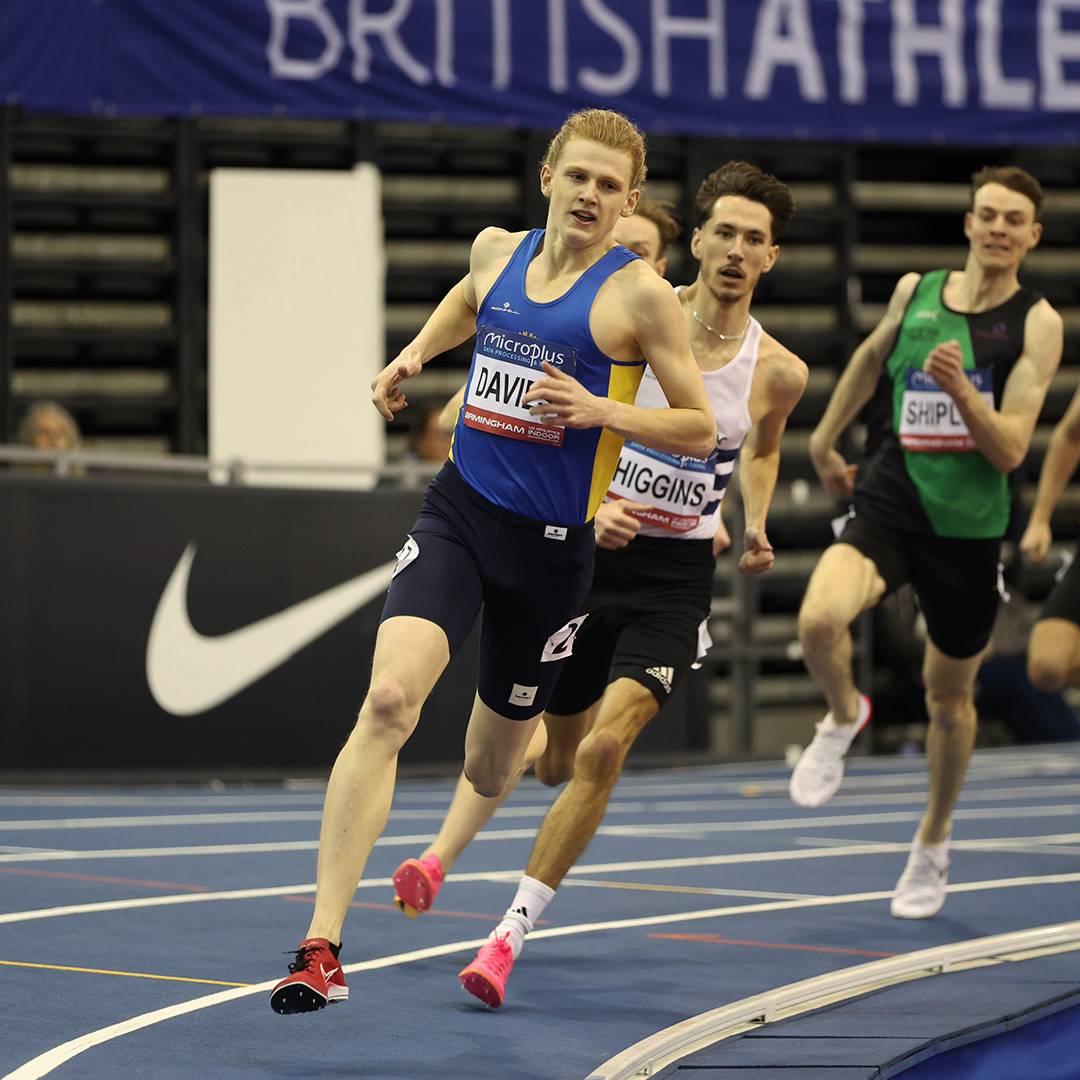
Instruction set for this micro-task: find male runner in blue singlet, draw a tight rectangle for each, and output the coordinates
[390,163,808,1009]
[269,108,716,1015]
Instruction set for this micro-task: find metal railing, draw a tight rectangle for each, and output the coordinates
[0,444,442,487]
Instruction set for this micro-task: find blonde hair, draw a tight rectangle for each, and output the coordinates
[543,109,647,190]
[16,400,82,449]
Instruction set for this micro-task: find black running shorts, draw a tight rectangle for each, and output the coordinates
[546,535,715,714]
[1040,547,1080,628]
[837,513,1001,659]
[381,461,595,720]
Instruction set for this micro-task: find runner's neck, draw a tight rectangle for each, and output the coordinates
[947,262,1022,315]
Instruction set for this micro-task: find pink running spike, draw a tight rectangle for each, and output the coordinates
[392,853,445,917]
[458,933,515,1008]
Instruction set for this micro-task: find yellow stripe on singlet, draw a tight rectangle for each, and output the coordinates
[586,362,646,519]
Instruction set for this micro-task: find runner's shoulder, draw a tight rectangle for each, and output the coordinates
[1027,296,1063,335]
[757,332,809,404]
[611,259,679,316]
[890,271,924,308]
[471,227,527,266]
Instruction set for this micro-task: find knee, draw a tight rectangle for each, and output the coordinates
[798,602,846,654]
[925,689,975,732]
[463,756,513,799]
[1028,654,1068,695]
[356,677,416,746]
[574,729,626,788]
[535,751,574,788]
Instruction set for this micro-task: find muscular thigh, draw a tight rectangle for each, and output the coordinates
[803,535,891,624]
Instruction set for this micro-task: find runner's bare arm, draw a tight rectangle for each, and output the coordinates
[738,351,809,574]
[522,274,715,457]
[371,228,517,420]
[1021,378,1080,562]
[610,274,716,456]
[809,272,921,495]
[927,300,1063,474]
[438,385,467,433]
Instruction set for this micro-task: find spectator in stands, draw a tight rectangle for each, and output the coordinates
[16,400,81,453]
[13,401,83,474]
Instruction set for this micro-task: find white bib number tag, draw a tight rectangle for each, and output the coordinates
[606,441,714,532]
[464,325,578,447]
[541,614,588,662]
[899,368,993,452]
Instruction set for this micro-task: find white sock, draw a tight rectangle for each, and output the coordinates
[915,833,950,857]
[492,875,555,959]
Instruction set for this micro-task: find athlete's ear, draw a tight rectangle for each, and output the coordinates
[621,189,641,217]
[539,162,554,199]
[690,227,702,260]
[963,210,973,241]
[762,243,780,274]
[1029,220,1043,251]
[655,255,668,279]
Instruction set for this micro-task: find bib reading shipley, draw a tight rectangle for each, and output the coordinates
[855,269,1040,539]
[450,230,644,525]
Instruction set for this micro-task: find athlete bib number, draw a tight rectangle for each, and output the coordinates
[464,325,578,448]
[606,441,714,532]
[899,368,993,452]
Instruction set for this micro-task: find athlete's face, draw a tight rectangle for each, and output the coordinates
[964,183,1041,272]
[691,195,778,304]
[613,214,667,276]
[540,139,640,248]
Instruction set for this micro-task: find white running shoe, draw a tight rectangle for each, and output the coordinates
[891,838,950,919]
[789,694,872,809]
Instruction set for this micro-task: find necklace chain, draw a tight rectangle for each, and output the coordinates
[690,308,750,342]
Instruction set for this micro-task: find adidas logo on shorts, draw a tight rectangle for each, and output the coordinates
[645,666,674,694]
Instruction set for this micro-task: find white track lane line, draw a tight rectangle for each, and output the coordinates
[2,754,1075,811]
[2,804,1079,866]
[7,871,1080,1080]
[6,833,1080,925]
[5,781,1080,831]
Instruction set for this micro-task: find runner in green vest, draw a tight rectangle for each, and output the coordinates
[789,166,1063,920]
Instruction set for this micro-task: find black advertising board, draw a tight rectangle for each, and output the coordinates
[0,476,693,772]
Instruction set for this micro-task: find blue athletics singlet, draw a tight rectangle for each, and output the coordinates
[450,229,645,524]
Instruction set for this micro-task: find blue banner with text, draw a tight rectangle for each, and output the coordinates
[2,0,1078,144]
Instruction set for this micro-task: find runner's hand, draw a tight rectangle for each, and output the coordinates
[371,351,423,421]
[712,516,732,557]
[739,526,774,575]
[594,500,647,550]
[923,339,967,399]
[523,361,610,428]
[810,442,856,498]
[1019,520,1052,564]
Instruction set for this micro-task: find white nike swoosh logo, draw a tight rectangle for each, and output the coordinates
[146,544,395,716]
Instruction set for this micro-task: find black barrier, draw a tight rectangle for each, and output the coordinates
[0,475,695,772]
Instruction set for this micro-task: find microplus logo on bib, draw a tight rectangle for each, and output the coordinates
[480,328,570,370]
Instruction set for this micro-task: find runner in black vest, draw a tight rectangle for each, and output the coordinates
[1019,380,1080,694]
[789,166,1063,920]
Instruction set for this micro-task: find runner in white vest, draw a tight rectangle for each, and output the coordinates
[391,164,808,1009]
